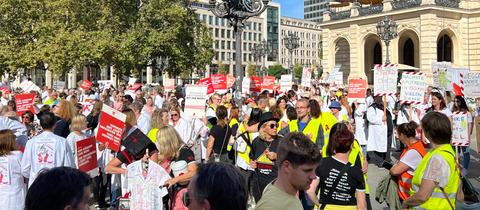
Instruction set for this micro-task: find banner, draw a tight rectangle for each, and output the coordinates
[448,67,469,96]
[96,104,126,152]
[464,73,480,98]
[197,78,214,95]
[399,72,426,104]
[373,64,398,96]
[334,72,344,85]
[432,62,452,89]
[211,74,227,92]
[242,77,251,94]
[184,85,208,118]
[163,78,175,92]
[226,74,236,88]
[20,80,41,92]
[98,80,113,91]
[326,64,342,83]
[347,79,367,103]
[249,76,262,93]
[280,75,292,93]
[15,93,36,116]
[452,112,469,146]
[262,76,275,92]
[80,80,93,90]
[301,67,312,87]
[53,81,66,90]
[75,137,98,176]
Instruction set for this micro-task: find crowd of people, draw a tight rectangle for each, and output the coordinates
[0,79,478,210]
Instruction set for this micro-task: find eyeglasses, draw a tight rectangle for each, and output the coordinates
[268,123,278,129]
[171,113,179,117]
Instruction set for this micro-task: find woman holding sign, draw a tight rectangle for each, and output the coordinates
[451,95,473,174]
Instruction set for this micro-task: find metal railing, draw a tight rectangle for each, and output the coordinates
[358,4,384,16]
[392,0,422,10]
[435,0,460,8]
[330,10,352,20]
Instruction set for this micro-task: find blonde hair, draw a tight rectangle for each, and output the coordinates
[0,129,17,156]
[122,108,137,127]
[70,115,87,132]
[151,108,168,129]
[258,121,275,140]
[155,126,183,160]
[56,100,76,121]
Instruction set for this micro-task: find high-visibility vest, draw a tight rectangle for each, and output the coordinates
[317,112,338,155]
[228,123,252,166]
[226,118,240,151]
[409,144,460,210]
[398,141,426,201]
[288,117,322,144]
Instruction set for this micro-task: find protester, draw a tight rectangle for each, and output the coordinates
[402,112,462,209]
[21,110,42,139]
[255,132,321,210]
[53,99,76,138]
[86,100,103,131]
[131,101,151,135]
[426,92,452,118]
[21,112,74,187]
[185,162,247,210]
[329,100,348,122]
[170,106,191,143]
[249,112,280,202]
[366,96,389,166]
[144,96,155,114]
[25,167,91,210]
[206,105,232,163]
[0,129,25,210]
[451,95,474,174]
[148,108,169,142]
[66,115,89,163]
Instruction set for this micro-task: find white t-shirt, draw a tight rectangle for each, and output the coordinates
[0,151,25,210]
[422,154,451,188]
[437,108,453,118]
[400,149,423,175]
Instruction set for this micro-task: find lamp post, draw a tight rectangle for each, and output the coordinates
[209,0,270,107]
[251,40,271,77]
[284,32,300,79]
[376,16,398,64]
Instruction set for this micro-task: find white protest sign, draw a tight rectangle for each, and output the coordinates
[432,62,452,90]
[464,73,480,98]
[301,67,312,87]
[452,112,470,146]
[280,75,292,93]
[20,80,41,92]
[326,64,341,84]
[163,78,175,92]
[53,81,66,90]
[184,85,207,118]
[98,80,113,91]
[399,72,426,104]
[128,78,137,85]
[373,64,398,96]
[334,71,344,85]
[242,77,250,94]
[448,67,469,95]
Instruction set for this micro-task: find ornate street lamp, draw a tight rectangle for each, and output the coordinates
[376,16,398,64]
[284,32,300,79]
[209,0,270,106]
[251,40,271,76]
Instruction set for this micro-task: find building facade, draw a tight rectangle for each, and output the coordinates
[279,17,322,69]
[305,0,330,22]
[320,0,480,84]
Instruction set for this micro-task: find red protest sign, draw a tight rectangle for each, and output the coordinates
[129,83,142,91]
[197,77,214,94]
[80,80,93,90]
[250,76,262,93]
[262,76,275,92]
[15,93,36,116]
[226,74,236,88]
[347,79,368,103]
[75,137,98,174]
[163,78,175,92]
[96,104,126,152]
[0,86,11,95]
[211,74,227,91]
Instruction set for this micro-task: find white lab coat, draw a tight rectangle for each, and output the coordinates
[21,131,75,187]
[366,106,388,153]
[0,116,28,147]
[137,111,152,135]
[354,103,367,146]
[0,151,26,210]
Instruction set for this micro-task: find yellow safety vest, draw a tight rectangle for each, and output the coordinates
[317,112,338,155]
[226,118,239,151]
[227,123,252,165]
[288,117,322,144]
[409,144,460,210]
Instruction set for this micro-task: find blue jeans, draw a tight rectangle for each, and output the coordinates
[460,146,470,170]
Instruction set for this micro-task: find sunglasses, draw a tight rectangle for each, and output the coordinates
[267,123,278,129]
[171,113,179,117]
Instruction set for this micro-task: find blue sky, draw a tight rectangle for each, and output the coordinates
[274,0,304,19]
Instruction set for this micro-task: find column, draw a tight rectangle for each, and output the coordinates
[68,68,77,89]
[419,13,438,84]
[110,66,117,88]
[45,70,52,88]
[146,66,153,84]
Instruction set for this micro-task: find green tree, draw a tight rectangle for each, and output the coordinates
[293,64,303,80]
[218,61,229,74]
[267,64,287,79]
[247,63,257,77]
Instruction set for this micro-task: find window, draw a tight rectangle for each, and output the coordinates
[221,52,225,60]
[221,29,225,38]
[215,17,219,25]
[253,22,257,30]
[215,28,219,37]
[227,41,231,49]
[221,41,225,49]
[227,30,230,38]
[221,18,225,26]
[215,40,219,49]
[209,16,213,25]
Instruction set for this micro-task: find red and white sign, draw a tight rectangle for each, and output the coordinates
[184,85,208,118]
[374,64,398,96]
[197,77,214,95]
[249,76,262,93]
[80,80,93,90]
[0,86,11,95]
[262,76,275,92]
[75,137,98,176]
[211,74,227,92]
[15,93,36,116]
[399,72,426,104]
[226,74,236,89]
[128,83,142,91]
[96,104,126,152]
[347,79,367,103]
[452,112,469,146]
[242,77,251,94]
[448,67,469,96]
[464,73,480,98]
[163,78,175,92]
[280,75,292,93]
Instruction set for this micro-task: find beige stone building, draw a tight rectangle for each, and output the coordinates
[320,0,480,84]
[280,17,322,69]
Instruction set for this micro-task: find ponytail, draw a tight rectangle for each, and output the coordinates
[397,121,418,138]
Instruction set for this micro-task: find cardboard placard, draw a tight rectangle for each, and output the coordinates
[197,78,214,95]
[53,81,66,90]
[96,105,126,152]
[163,78,175,92]
[249,76,262,93]
[448,67,469,96]
[373,64,398,96]
[80,80,93,90]
[98,80,113,91]
[334,72,344,85]
[75,137,98,176]
[464,73,480,98]
[262,76,275,92]
[399,73,426,104]
[242,77,250,94]
[432,62,452,90]
[280,75,292,93]
[20,80,41,92]
[211,74,227,92]
[15,93,36,116]
[326,64,342,83]
[301,67,312,87]
[347,79,367,103]
[452,112,469,146]
[184,85,208,118]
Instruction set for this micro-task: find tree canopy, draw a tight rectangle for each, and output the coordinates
[0,0,214,78]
